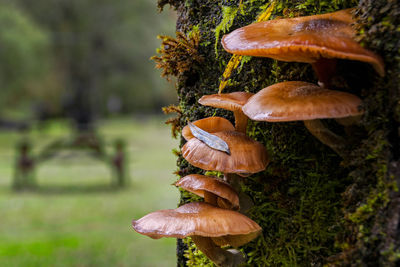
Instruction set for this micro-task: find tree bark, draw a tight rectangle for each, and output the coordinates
[159,0,400,266]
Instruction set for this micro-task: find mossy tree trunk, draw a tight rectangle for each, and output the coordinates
[157,0,399,266]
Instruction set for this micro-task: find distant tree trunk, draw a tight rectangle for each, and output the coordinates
[60,3,95,131]
[158,0,399,266]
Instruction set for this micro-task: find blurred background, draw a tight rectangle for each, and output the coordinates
[0,0,178,266]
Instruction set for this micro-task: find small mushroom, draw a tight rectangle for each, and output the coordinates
[132,202,262,267]
[182,116,235,141]
[175,174,240,210]
[182,130,269,212]
[182,131,269,175]
[199,92,254,133]
[242,81,363,156]
[221,8,384,87]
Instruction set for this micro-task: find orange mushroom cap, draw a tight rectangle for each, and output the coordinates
[222,9,384,76]
[198,92,254,111]
[132,202,261,246]
[182,130,269,174]
[175,174,240,210]
[242,81,363,122]
[182,117,234,141]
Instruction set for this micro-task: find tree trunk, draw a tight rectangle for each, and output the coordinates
[158,0,400,266]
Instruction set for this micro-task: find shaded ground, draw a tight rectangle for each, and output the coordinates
[0,116,178,267]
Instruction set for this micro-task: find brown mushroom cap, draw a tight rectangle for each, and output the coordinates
[182,117,235,141]
[221,9,384,76]
[242,81,363,122]
[132,202,261,246]
[175,174,240,210]
[182,131,269,174]
[198,92,254,111]
[199,92,255,133]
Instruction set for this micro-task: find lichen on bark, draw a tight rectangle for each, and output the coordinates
[157,0,399,266]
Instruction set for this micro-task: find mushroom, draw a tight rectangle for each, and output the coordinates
[175,174,240,210]
[242,81,363,156]
[182,130,269,212]
[132,202,262,267]
[221,8,384,87]
[182,130,269,176]
[198,92,254,133]
[182,116,234,141]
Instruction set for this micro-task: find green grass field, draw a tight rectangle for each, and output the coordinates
[0,117,179,267]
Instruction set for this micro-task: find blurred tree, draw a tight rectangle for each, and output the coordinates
[0,3,61,120]
[11,0,176,121]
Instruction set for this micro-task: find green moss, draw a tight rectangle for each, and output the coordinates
[237,56,252,74]
[381,244,400,263]
[183,238,214,266]
[214,6,239,57]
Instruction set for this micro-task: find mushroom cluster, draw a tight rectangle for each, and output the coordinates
[221,8,384,156]
[132,113,269,266]
[132,7,384,267]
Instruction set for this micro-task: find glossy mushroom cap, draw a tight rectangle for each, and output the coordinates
[182,131,269,174]
[222,9,384,76]
[175,174,240,210]
[199,92,254,111]
[182,117,234,141]
[199,92,254,133]
[132,202,261,246]
[242,81,363,122]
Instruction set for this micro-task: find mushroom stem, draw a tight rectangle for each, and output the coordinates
[223,173,241,192]
[217,197,235,210]
[303,119,346,157]
[203,191,218,206]
[224,173,254,214]
[311,58,337,88]
[191,236,245,267]
[233,110,248,134]
[335,115,362,126]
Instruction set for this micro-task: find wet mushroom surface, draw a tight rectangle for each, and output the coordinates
[242,81,363,156]
[222,8,384,87]
[242,81,363,122]
[182,130,269,175]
